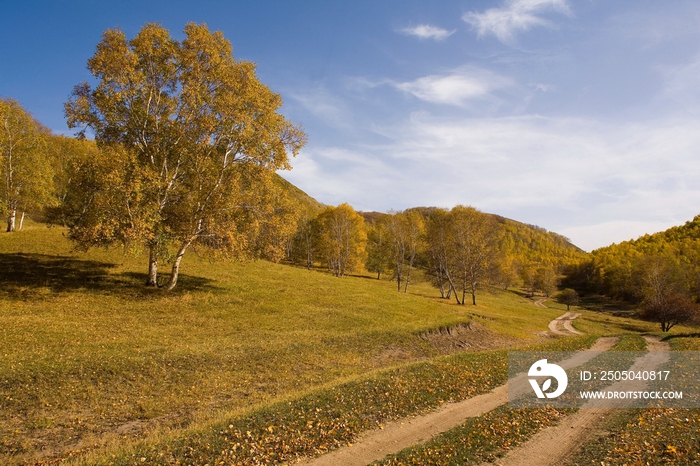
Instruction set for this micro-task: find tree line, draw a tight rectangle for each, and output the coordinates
[286,204,586,306]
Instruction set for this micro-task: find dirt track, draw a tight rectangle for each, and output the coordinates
[548,311,583,335]
[483,336,670,466]
[297,315,615,466]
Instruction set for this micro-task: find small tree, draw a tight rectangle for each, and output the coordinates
[556,288,580,310]
[640,257,699,332]
[642,292,698,332]
[535,266,559,297]
[365,221,392,280]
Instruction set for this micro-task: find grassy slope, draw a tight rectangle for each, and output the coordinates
[0,221,659,464]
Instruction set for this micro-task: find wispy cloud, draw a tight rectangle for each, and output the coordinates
[463,0,572,45]
[399,24,455,41]
[289,86,351,129]
[392,67,513,107]
[285,114,700,251]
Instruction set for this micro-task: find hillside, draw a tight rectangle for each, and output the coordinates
[275,173,325,216]
[0,221,583,464]
[361,208,586,269]
[578,214,700,301]
[495,214,586,267]
[2,223,695,465]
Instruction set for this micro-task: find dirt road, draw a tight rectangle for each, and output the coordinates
[548,311,583,335]
[484,336,670,466]
[297,332,618,466]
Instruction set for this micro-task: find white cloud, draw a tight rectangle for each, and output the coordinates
[289,87,350,129]
[657,55,700,115]
[285,113,700,250]
[392,67,514,107]
[463,0,572,45]
[400,24,455,41]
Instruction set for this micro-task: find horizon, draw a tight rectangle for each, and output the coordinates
[2,0,700,251]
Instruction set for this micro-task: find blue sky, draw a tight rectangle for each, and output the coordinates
[2,0,700,251]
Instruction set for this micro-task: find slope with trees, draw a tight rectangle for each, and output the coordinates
[569,215,700,330]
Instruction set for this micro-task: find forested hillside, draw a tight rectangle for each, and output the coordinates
[580,215,700,299]
[564,215,700,330]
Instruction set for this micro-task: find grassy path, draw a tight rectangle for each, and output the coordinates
[297,335,619,466]
[483,336,670,466]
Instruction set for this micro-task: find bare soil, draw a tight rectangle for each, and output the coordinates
[418,321,517,354]
[548,311,583,335]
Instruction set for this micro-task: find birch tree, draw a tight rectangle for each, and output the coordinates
[63,23,306,289]
[425,206,497,305]
[316,203,366,277]
[0,98,53,231]
[365,220,392,280]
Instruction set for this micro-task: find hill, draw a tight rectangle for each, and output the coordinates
[361,208,587,269]
[578,214,700,301]
[275,173,325,216]
[0,220,602,464]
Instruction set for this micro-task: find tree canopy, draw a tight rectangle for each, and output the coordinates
[0,98,54,231]
[62,23,306,289]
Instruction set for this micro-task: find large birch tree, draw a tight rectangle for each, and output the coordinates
[63,23,306,289]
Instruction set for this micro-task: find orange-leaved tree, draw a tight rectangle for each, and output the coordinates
[63,23,306,290]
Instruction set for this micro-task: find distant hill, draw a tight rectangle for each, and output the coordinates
[274,174,325,216]
[360,207,586,269]
[495,214,586,267]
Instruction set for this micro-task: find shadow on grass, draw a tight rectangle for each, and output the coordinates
[578,294,638,314]
[0,253,216,299]
[661,333,700,341]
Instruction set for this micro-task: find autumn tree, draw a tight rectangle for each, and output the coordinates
[425,208,453,299]
[556,288,580,311]
[315,203,367,277]
[423,206,498,305]
[494,256,522,290]
[640,257,699,332]
[63,23,306,289]
[0,98,54,231]
[365,220,392,280]
[535,266,559,297]
[382,210,424,292]
[290,214,321,269]
[448,206,498,305]
[402,210,425,292]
